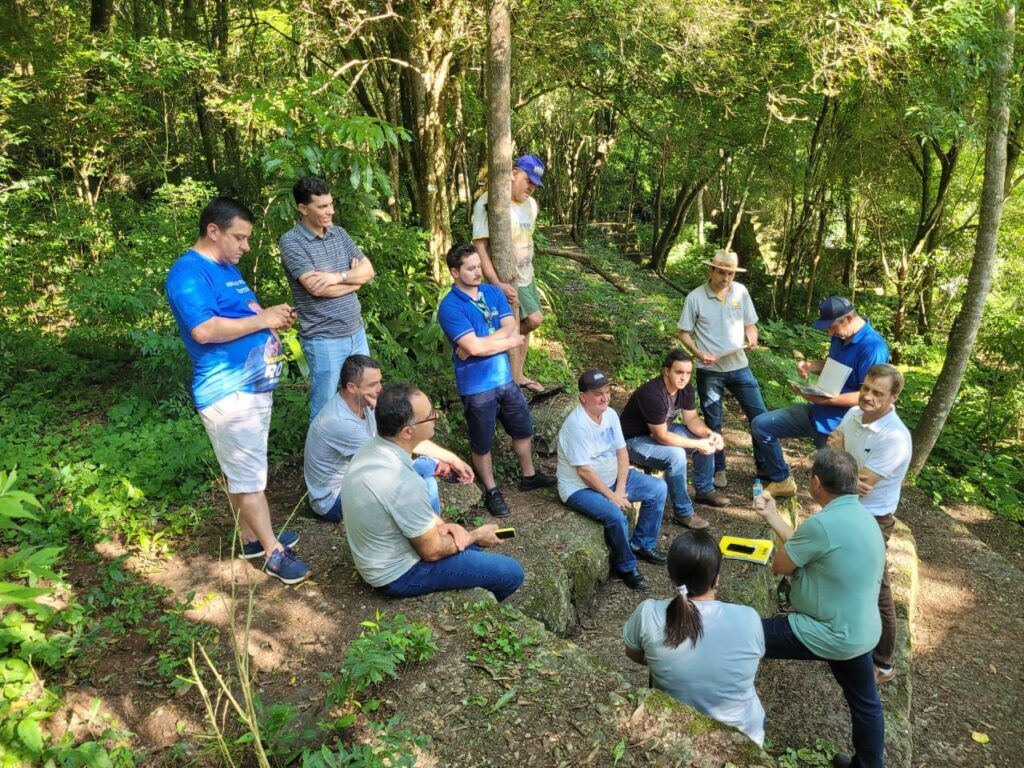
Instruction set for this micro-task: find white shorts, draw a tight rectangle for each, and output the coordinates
[199,391,273,494]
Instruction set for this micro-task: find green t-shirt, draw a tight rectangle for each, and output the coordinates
[785,494,885,660]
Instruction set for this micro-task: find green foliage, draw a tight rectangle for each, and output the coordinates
[775,738,838,767]
[465,602,540,673]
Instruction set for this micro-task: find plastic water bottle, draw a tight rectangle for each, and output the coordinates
[753,478,763,500]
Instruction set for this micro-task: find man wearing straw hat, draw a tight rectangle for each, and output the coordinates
[677,249,768,492]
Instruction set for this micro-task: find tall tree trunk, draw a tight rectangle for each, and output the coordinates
[485,0,515,289]
[804,196,829,315]
[651,137,668,251]
[910,0,1014,475]
[624,143,640,232]
[571,107,618,241]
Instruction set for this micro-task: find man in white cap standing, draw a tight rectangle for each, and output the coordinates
[677,250,768,491]
[473,154,547,393]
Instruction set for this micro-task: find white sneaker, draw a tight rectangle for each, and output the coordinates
[713,470,728,490]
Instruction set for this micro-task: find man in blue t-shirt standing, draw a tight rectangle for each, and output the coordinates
[166,196,311,585]
[751,297,889,498]
[437,244,556,517]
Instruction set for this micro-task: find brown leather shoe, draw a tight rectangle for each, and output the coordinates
[874,665,896,685]
[693,490,730,508]
[672,512,710,529]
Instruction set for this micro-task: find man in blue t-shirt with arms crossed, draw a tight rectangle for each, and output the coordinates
[166,197,310,585]
[437,243,555,518]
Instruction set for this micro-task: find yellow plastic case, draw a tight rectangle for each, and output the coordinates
[718,536,774,565]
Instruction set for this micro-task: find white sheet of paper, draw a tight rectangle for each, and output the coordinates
[790,357,853,398]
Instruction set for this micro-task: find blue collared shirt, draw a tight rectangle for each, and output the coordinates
[811,320,889,433]
[437,283,514,396]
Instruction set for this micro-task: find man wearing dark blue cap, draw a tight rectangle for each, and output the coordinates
[750,297,889,497]
[473,154,547,393]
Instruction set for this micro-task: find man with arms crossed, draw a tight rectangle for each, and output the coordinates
[304,354,474,522]
[751,296,889,498]
[828,364,912,685]
[620,349,729,531]
[166,196,310,585]
[279,175,375,421]
[472,154,546,393]
[677,249,768,490]
[557,369,669,591]
[756,449,886,768]
[437,244,556,519]
[343,384,524,601]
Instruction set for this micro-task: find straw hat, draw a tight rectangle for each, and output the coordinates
[704,249,746,272]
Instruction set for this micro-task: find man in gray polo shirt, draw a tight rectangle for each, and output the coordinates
[304,355,474,522]
[677,249,768,491]
[280,175,375,421]
[343,383,524,601]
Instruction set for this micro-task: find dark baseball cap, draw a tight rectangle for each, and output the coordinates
[578,369,611,392]
[514,154,545,186]
[811,296,855,330]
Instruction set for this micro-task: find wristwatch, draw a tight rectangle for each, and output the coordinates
[339,270,349,283]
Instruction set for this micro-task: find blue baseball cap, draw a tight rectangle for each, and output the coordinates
[811,296,855,330]
[514,154,545,187]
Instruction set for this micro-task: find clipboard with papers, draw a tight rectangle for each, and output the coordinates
[789,357,852,398]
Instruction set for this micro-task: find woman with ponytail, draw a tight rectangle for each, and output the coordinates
[622,530,766,744]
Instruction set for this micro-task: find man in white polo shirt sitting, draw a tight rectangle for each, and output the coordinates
[828,363,912,685]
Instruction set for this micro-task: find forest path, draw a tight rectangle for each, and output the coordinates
[550,239,1024,766]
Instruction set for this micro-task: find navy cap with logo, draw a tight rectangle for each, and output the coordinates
[578,368,611,392]
[811,296,856,330]
[514,154,545,187]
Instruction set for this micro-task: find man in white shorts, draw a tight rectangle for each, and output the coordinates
[166,196,310,584]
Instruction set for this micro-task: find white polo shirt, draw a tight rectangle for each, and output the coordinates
[836,406,912,517]
[678,282,758,373]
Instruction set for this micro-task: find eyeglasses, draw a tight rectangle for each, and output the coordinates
[411,408,439,426]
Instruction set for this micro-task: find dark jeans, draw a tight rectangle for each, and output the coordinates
[384,545,525,602]
[874,514,896,669]
[762,615,884,768]
[695,366,768,473]
[462,380,534,456]
[750,404,829,482]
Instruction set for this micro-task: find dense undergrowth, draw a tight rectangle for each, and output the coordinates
[2,184,1023,764]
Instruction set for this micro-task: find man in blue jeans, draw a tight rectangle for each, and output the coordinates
[677,249,768,491]
[304,354,475,522]
[437,243,556,518]
[557,369,669,590]
[343,384,524,602]
[620,349,729,530]
[751,296,889,498]
[280,176,376,421]
[756,449,886,768]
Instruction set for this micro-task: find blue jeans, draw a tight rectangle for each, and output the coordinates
[750,404,829,482]
[329,456,440,519]
[626,424,714,518]
[384,545,525,602]
[565,470,668,574]
[696,366,768,473]
[762,616,884,768]
[302,328,371,422]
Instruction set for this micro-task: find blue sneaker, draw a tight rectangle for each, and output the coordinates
[264,547,310,585]
[240,530,300,560]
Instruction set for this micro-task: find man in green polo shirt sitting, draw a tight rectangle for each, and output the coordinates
[755,449,886,768]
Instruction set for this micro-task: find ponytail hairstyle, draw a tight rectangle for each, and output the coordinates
[664,530,722,649]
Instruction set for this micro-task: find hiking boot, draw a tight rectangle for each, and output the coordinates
[264,547,311,585]
[713,470,728,490]
[632,547,668,565]
[875,665,896,685]
[693,490,730,508]
[484,487,512,518]
[619,569,649,590]
[241,530,300,560]
[518,470,556,491]
[672,512,710,530]
[765,476,798,497]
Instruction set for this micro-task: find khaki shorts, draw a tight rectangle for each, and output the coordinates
[199,391,273,494]
[517,280,542,319]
